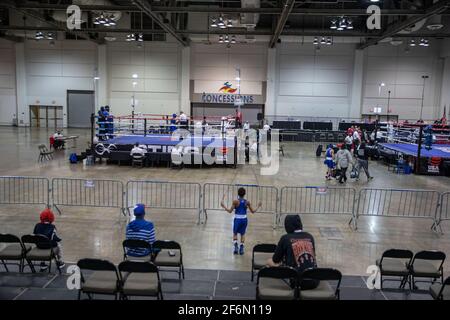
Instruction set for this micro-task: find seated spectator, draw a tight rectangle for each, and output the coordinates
[33,208,65,271]
[267,215,318,290]
[52,130,65,149]
[130,142,146,157]
[125,204,156,257]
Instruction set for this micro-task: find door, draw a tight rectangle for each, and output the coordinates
[67,90,95,128]
[29,105,63,128]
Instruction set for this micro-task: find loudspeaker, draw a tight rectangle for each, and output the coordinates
[257,113,263,121]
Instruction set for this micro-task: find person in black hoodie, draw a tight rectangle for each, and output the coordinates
[33,208,65,271]
[267,214,319,290]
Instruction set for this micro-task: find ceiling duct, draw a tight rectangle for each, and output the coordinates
[240,0,260,30]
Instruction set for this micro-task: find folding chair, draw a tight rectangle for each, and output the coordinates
[319,133,326,142]
[327,133,335,141]
[77,258,121,300]
[21,234,61,274]
[430,276,450,300]
[0,234,33,272]
[376,249,413,289]
[409,250,445,290]
[38,144,53,162]
[152,240,185,279]
[251,244,277,282]
[119,261,163,300]
[256,266,298,300]
[299,268,342,300]
[122,239,153,262]
[132,154,145,168]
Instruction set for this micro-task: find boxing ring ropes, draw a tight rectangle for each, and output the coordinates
[1,176,449,233]
[90,112,240,143]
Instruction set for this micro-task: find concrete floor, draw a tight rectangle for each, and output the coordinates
[1,126,450,276]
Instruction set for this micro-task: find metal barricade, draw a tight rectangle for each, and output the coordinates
[202,183,278,227]
[0,176,50,207]
[52,178,125,215]
[126,180,202,224]
[355,188,440,230]
[279,186,356,228]
[435,192,450,233]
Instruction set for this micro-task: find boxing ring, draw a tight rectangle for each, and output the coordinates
[378,122,450,175]
[91,113,239,167]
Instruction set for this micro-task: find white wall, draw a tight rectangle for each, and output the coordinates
[191,43,267,95]
[362,42,442,120]
[24,40,96,126]
[107,42,181,117]
[0,39,16,125]
[273,43,355,118]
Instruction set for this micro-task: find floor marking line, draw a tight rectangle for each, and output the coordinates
[43,274,58,289]
[12,288,28,300]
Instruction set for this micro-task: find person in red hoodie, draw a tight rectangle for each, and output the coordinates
[33,208,65,271]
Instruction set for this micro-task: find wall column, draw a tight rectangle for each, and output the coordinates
[15,42,28,127]
[97,44,108,107]
[180,46,190,114]
[265,47,277,119]
[349,48,365,119]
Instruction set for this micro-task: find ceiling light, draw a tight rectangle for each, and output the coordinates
[218,35,224,43]
[46,32,54,40]
[108,18,116,26]
[409,39,416,47]
[35,31,44,40]
[227,20,233,28]
[330,20,337,30]
[370,0,380,2]
[313,37,318,45]
[138,33,144,42]
[326,37,332,45]
[419,38,425,46]
[346,19,353,30]
[93,17,100,25]
[132,74,138,79]
[217,16,225,27]
[224,35,230,43]
[231,35,236,44]
[320,37,326,44]
[98,14,106,24]
[423,39,429,47]
[339,17,347,30]
[211,18,217,28]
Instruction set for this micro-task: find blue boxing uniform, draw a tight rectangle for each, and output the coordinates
[233,198,248,235]
[324,147,335,169]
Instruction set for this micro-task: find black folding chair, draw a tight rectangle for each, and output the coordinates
[409,250,446,290]
[122,239,153,262]
[119,261,163,300]
[152,240,185,279]
[77,258,121,300]
[0,234,33,272]
[251,244,277,282]
[299,268,342,300]
[21,234,61,274]
[430,276,450,300]
[256,266,298,300]
[376,249,413,289]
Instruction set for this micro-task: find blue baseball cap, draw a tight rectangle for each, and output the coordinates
[134,204,146,216]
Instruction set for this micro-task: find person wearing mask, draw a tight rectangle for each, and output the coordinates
[355,142,374,181]
[33,208,65,271]
[52,130,65,150]
[335,145,353,184]
[267,215,318,290]
[179,111,188,130]
[344,133,353,151]
[125,204,156,258]
[130,142,146,157]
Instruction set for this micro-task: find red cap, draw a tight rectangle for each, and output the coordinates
[40,208,55,224]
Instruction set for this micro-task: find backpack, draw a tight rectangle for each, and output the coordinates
[69,153,78,164]
[316,145,323,157]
